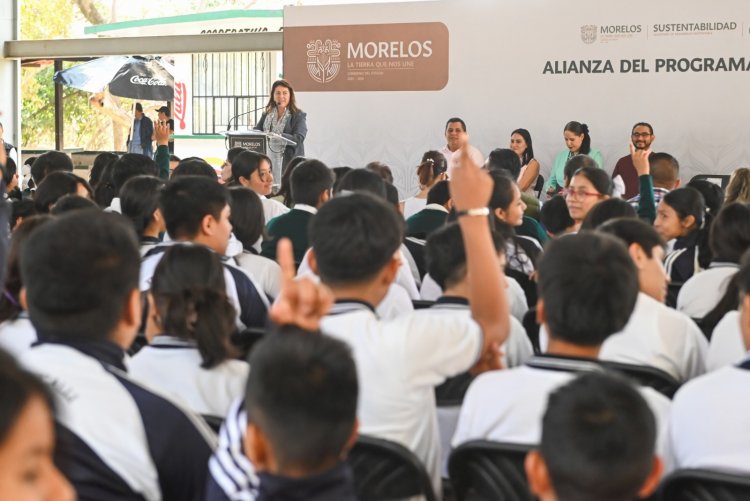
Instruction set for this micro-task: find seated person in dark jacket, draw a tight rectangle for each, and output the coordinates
[405,180,451,239]
[261,159,334,264]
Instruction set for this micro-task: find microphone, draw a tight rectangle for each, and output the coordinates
[226,106,265,132]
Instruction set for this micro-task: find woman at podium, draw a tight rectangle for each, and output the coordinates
[254,79,307,182]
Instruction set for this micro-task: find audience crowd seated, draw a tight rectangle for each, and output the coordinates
[1,122,749,501]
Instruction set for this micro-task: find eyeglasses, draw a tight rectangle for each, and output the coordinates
[631,132,652,138]
[562,188,604,200]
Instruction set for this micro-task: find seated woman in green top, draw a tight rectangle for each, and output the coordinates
[544,121,603,198]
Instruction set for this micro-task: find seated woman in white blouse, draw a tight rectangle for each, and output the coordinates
[129,245,248,418]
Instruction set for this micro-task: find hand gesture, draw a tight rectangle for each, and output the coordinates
[449,133,493,211]
[154,120,171,146]
[630,143,652,177]
[269,239,333,331]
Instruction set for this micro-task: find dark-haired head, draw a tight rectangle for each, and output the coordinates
[334,168,386,199]
[416,151,447,188]
[290,159,334,208]
[30,151,73,186]
[331,166,353,194]
[0,215,54,323]
[426,180,451,207]
[426,222,504,290]
[265,79,300,114]
[686,179,724,215]
[49,194,99,215]
[384,182,400,213]
[566,167,612,225]
[89,152,118,188]
[649,153,679,190]
[228,187,266,251]
[160,175,230,249]
[150,245,236,368]
[528,372,660,501]
[310,192,404,288]
[365,161,394,185]
[537,233,638,346]
[563,121,591,155]
[120,175,165,239]
[10,199,36,231]
[20,210,140,342]
[656,187,707,242]
[231,151,273,196]
[486,148,521,179]
[172,158,217,180]
[277,156,307,207]
[563,155,598,187]
[34,172,93,214]
[111,153,159,194]
[540,195,574,237]
[244,329,358,474]
[580,198,636,231]
[489,171,524,226]
[510,128,535,166]
[709,202,750,263]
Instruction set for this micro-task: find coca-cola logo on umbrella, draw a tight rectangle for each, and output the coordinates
[129,75,168,86]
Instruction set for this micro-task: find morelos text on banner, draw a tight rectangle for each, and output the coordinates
[284,22,449,91]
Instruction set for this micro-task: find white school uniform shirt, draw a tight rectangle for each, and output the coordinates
[598,292,709,382]
[128,336,249,418]
[403,196,427,220]
[452,356,673,470]
[440,144,485,179]
[677,263,739,319]
[669,356,750,472]
[234,251,282,299]
[321,301,483,496]
[707,311,745,371]
[0,314,36,358]
[419,273,529,322]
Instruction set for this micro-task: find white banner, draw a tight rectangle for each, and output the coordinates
[284,0,750,198]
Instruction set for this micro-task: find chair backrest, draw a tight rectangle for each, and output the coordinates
[412,299,436,310]
[201,415,224,434]
[602,361,681,398]
[404,236,427,281]
[521,307,541,354]
[660,468,750,501]
[448,440,535,501]
[435,371,474,407]
[348,435,438,501]
[690,174,731,190]
[533,174,545,199]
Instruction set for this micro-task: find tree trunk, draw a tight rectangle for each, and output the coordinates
[74,0,106,26]
[89,92,131,151]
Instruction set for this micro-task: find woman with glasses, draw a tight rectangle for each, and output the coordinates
[544,121,603,198]
[509,128,540,194]
[564,166,612,232]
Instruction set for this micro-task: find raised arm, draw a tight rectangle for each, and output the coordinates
[451,134,510,352]
[631,144,655,223]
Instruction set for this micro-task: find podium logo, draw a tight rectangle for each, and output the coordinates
[581,25,597,44]
[306,39,342,84]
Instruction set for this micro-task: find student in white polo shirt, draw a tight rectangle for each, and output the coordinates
[309,141,511,495]
[129,245,247,418]
[669,251,750,471]
[453,233,672,468]
[597,219,708,382]
[677,202,750,319]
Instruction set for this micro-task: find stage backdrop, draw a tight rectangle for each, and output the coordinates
[284,0,750,198]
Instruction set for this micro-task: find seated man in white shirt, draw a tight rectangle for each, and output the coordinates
[453,233,671,467]
[310,142,511,495]
[440,117,484,179]
[598,218,708,381]
[669,251,750,471]
[526,373,663,501]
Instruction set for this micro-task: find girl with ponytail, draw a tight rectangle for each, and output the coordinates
[544,121,603,197]
[403,150,448,219]
[129,244,246,418]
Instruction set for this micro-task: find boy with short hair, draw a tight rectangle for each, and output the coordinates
[261,159,334,263]
[597,218,708,381]
[20,210,215,500]
[526,373,663,501]
[310,142,510,493]
[141,175,268,328]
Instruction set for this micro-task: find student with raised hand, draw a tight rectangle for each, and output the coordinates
[0,349,75,501]
[452,233,671,468]
[120,175,166,256]
[129,245,246,418]
[668,251,750,472]
[677,202,750,319]
[141,175,269,330]
[526,373,663,501]
[19,210,216,501]
[308,136,510,494]
[597,218,708,382]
